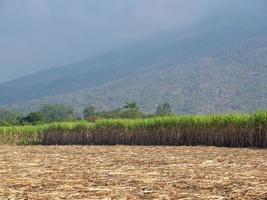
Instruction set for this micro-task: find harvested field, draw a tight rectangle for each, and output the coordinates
[0,146,266,199]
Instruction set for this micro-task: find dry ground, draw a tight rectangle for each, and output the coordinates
[0,146,266,200]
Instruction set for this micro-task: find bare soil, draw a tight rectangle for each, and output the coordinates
[0,146,266,199]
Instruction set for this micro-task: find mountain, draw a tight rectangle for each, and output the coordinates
[0,11,267,114]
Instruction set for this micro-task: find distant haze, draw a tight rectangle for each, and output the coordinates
[0,0,266,82]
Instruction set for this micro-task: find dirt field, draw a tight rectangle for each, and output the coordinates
[0,146,266,200]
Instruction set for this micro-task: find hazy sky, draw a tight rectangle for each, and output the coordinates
[0,0,266,82]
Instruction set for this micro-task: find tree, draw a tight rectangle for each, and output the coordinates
[97,108,123,119]
[155,103,172,116]
[120,109,144,119]
[95,103,145,119]
[19,112,44,124]
[122,102,144,118]
[0,109,21,125]
[123,102,139,111]
[39,104,75,122]
[83,105,96,119]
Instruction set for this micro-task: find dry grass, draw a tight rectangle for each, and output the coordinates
[0,146,266,199]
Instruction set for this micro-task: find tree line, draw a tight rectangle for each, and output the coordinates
[0,102,172,125]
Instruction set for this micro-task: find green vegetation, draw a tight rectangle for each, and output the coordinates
[0,121,92,145]
[38,104,75,122]
[83,105,96,119]
[83,102,145,121]
[155,103,172,116]
[0,111,266,147]
[19,111,45,125]
[0,102,155,126]
[0,104,76,126]
[0,109,21,126]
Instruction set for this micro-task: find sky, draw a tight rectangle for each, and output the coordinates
[0,0,266,83]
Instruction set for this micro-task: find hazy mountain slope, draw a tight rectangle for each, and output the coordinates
[0,11,267,114]
[4,36,267,114]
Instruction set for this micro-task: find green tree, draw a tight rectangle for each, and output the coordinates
[123,102,139,111]
[83,105,96,119]
[122,102,144,119]
[120,109,144,119]
[0,109,21,125]
[155,103,172,116]
[39,104,75,122]
[97,108,123,119]
[19,112,44,125]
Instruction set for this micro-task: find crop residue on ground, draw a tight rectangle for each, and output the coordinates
[0,146,266,199]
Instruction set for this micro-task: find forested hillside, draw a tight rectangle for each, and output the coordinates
[0,11,266,114]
